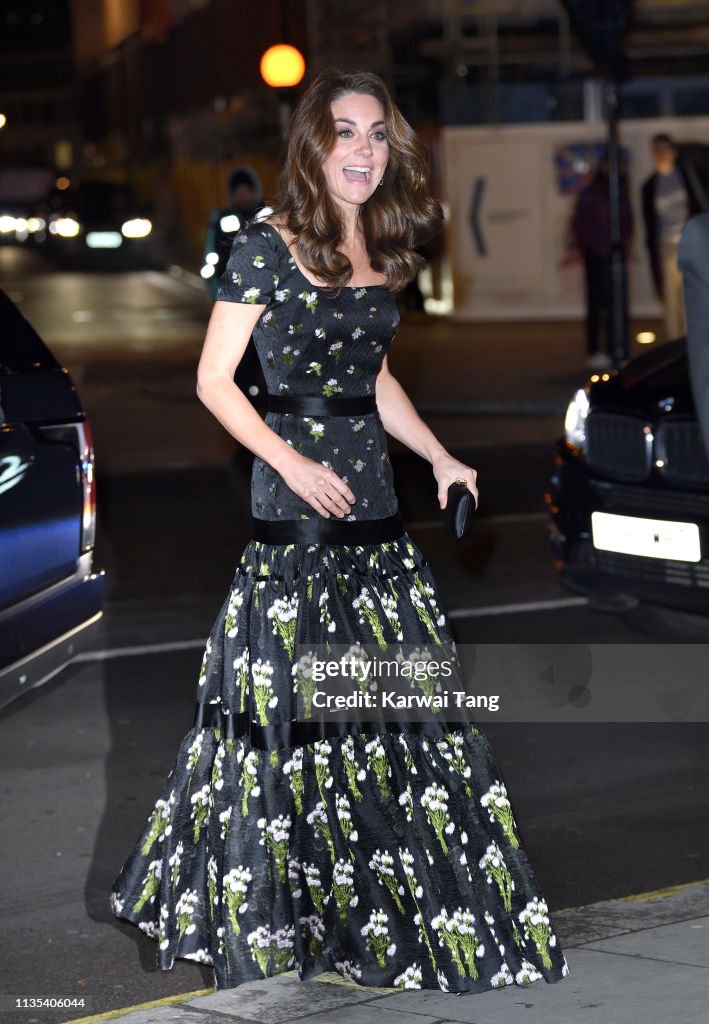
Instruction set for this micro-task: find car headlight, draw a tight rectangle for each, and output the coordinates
[53,216,81,237]
[122,218,152,238]
[564,387,590,449]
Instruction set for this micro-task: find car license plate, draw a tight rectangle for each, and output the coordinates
[86,231,122,249]
[591,511,701,562]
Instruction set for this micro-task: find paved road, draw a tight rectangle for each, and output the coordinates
[1,249,707,1020]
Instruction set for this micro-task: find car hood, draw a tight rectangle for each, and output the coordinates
[589,338,695,417]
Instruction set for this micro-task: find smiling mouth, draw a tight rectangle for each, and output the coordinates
[343,166,372,182]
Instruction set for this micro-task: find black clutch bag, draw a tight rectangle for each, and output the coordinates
[440,481,476,539]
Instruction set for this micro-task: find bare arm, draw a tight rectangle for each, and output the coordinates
[196,300,355,518]
[375,355,479,509]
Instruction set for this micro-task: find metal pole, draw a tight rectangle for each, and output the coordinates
[604,79,629,364]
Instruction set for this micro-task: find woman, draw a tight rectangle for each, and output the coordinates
[571,153,633,370]
[110,70,569,997]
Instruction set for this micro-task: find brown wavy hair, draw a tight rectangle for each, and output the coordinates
[270,69,443,292]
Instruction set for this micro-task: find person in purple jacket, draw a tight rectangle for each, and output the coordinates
[571,155,633,369]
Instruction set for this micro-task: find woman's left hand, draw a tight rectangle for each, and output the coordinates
[432,454,479,510]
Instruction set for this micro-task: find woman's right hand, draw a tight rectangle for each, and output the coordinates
[276,451,356,519]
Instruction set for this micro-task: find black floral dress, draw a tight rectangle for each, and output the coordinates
[110,221,570,995]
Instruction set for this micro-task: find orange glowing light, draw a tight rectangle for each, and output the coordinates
[260,44,305,88]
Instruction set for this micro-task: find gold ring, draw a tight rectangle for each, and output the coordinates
[454,477,467,486]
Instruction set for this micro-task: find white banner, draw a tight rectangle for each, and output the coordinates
[441,116,709,320]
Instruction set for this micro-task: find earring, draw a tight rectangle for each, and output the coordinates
[378,177,384,188]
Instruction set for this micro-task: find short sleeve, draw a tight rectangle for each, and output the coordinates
[215,223,278,306]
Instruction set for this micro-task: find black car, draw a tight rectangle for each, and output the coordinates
[546,338,709,622]
[0,290,104,711]
[43,180,155,267]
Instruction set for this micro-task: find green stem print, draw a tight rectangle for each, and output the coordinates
[480,781,520,849]
[342,736,366,802]
[479,842,515,912]
[176,888,199,940]
[393,964,423,989]
[369,849,406,913]
[140,789,176,855]
[519,898,554,968]
[239,749,260,817]
[223,865,253,934]
[431,907,485,979]
[283,748,304,814]
[306,801,335,863]
[304,417,324,441]
[360,909,395,968]
[421,783,454,855]
[300,914,325,958]
[399,848,437,971]
[322,378,342,397]
[252,658,278,726]
[292,651,318,719]
[247,925,272,976]
[257,814,292,882]
[233,649,250,713]
[303,862,327,915]
[190,784,210,844]
[266,595,299,658]
[335,792,358,843]
[409,577,441,643]
[313,740,334,800]
[353,587,387,648]
[169,840,184,889]
[298,290,318,313]
[332,858,358,920]
[207,854,218,922]
[132,860,161,912]
[197,636,212,689]
[224,588,244,638]
[437,733,472,796]
[365,736,392,800]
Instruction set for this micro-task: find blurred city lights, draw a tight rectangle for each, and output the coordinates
[636,331,656,345]
[121,218,152,238]
[260,44,305,88]
[55,176,71,190]
[0,113,7,129]
[54,217,80,237]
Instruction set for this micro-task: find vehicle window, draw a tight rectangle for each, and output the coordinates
[0,291,59,371]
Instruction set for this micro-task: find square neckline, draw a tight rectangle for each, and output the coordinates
[258,220,390,292]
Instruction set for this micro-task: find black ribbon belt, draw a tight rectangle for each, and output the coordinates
[193,702,474,750]
[267,394,377,416]
[251,512,405,545]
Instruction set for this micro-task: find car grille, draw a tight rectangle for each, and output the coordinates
[655,419,709,486]
[589,480,709,520]
[595,549,709,588]
[586,413,652,481]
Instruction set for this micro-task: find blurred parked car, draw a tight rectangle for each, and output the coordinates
[546,338,709,623]
[0,290,104,711]
[43,180,156,268]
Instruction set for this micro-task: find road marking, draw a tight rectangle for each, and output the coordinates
[448,595,589,619]
[61,987,214,1024]
[73,638,208,661]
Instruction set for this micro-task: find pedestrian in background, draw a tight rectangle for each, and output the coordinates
[641,133,709,341]
[571,154,633,370]
[204,166,266,402]
[678,210,709,460]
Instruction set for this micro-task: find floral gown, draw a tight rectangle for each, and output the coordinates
[110,221,570,995]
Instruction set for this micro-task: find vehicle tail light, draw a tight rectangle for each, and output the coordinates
[76,419,96,552]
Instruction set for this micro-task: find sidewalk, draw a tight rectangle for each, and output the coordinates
[79,878,708,1024]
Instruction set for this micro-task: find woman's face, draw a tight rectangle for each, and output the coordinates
[321,91,389,215]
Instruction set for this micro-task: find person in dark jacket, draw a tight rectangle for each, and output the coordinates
[677,211,709,460]
[204,167,266,404]
[571,155,633,369]
[641,134,709,341]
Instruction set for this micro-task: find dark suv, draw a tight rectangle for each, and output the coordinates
[546,337,709,620]
[0,290,104,710]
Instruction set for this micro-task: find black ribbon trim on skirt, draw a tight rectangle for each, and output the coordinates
[251,512,405,546]
[193,702,472,750]
[267,393,377,417]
